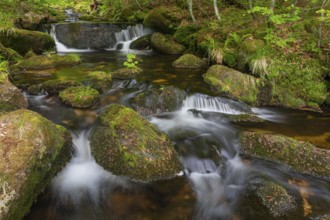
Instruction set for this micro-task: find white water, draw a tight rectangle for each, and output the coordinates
[182,94,251,115]
[52,130,129,205]
[109,23,149,51]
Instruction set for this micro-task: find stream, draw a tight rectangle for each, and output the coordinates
[21,23,330,220]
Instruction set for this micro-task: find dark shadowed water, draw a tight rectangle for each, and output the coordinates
[21,24,330,220]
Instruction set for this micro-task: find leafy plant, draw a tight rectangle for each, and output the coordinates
[123,53,140,69]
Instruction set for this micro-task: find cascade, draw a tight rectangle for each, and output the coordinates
[181,94,252,115]
[64,9,80,22]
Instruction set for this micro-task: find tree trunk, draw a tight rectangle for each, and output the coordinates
[318,0,329,48]
[188,0,196,22]
[270,0,276,11]
[214,0,221,20]
[248,0,253,10]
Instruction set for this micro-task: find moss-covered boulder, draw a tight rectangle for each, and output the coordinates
[112,67,142,79]
[227,114,265,124]
[27,79,82,95]
[133,86,186,116]
[0,80,28,109]
[240,131,330,179]
[0,109,71,220]
[0,102,19,117]
[203,65,259,105]
[172,54,206,68]
[237,38,265,72]
[0,43,23,63]
[248,178,297,218]
[11,54,80,73]
[59,86,100,108]
[86,71,112,92]
[129,34,151,50]
[90,104,182,183]
[16,11,56,30]
[143,6,184,34]
[151,32,186,55]
[0,28,55,55]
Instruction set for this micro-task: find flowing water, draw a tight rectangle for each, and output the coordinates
[22,23,330,220]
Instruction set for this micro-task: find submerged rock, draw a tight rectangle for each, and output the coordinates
[27,79,82,95]
[240,131,330,179]
[0,80,28,109]
[59,86,100,108]
[11,54,80,73]
[86,71,113,92]
[129,34,151,50]
[90,104,182,183]
[203,65,259,105]
[249,178,297,218]
[112,67,142,79]
[0,110,71,220]
[143,6,184,34]
[0,28,55,55]
[172,54,207,69]
[133,86,186,116]
[151,32,186,55]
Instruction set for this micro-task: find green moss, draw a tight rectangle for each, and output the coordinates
[91,104,182,183]
[174,25,200,51]
[0,28,55,55]
[59,86,100,108]
[143,6,185,34]
[0,102,19,117]
[36,79,82,95]
[172,54,206,68]
[112,67,142,79]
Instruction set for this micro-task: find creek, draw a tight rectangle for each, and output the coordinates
[21,23,330,220]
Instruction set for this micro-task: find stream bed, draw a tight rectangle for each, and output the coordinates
[19,23,330,220]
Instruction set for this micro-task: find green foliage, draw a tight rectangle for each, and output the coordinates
[317,9,330,25]
[123,53,140,69]
[0,57,9,83]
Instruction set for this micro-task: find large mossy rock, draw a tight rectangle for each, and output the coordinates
[59,86,100,108]
[27,79,82,95]
[11,54,81,73]
[143,6,184,34]
[0,28,55,55]
[129,34,151,50]
[133,86,186,116]
[151,32,186,55]
[0,43,23,63]
[0,110,71,220]
[240,131,330,179]
[112,67,143,79]
[172,54,206,68]
[86,71,113,92]
[0,80,28,109]
[16,11,56,30]
[203,65,259,105]
[248,178,297,218]
[90,104,182,183]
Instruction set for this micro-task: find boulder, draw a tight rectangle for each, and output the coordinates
[0,110,71,220]
[203,65,259,105]
[90,104,182,183]
[240,131,330,179]
[227,114,265,124]
[143,6,184,34]
[0,43,23,63]
[129,34,151,50]
[59,86,100,108]
[27,79,82,95]
[86,71,112,92]
[0,80,28,109]
[0,28,55,55]
[11,54,80,73]
[133,86,186,116]
[151,32,186,55]
[172,54,206,68]
[112,67,142,79]
[16,11,56,30]
[249,178,297,218]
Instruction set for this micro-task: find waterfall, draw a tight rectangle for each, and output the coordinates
[64,9,80,22]
[50,23,148,53]
[181,94,252,115]
[111,23,147,51]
